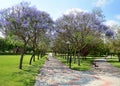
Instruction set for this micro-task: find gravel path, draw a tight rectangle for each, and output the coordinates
[87,59,120,86]
[34,53,120,86]
[91,59,120,77]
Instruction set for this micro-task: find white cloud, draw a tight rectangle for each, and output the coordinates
[94,0,113,7]
[0,32,4,38]
[64,8,88,15]
[105,20,120,33]
[115,15,120,20]
[105,20,119,26]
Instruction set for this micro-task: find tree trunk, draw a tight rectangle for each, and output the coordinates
[55,52,57,56]
[74,51,76,64]
[63,53,65,59]
[37,53,40,60]
[83,56,86,60]
[118,53,120,62]
[67,53,69,64]
[69,54,72,68]
[65,53,66,59]
[78,53,80,66]
[19,52,24,69]
[29,52,35,65]
[40,53,42,58]
[19,43,26,69]
[33,55,35,62]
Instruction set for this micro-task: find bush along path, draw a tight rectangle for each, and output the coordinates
[34,53,120,86]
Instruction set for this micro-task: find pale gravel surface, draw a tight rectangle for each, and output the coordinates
[84,75,120,86]
[34,53,120,86]
[85,58,120,86]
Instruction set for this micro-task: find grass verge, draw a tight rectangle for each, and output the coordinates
[55,55,93,71]
[0,55,47,86]
[107,56,120,69]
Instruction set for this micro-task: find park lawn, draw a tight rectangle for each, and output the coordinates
[107,56,120,69]
[55,55,92,71]
[0,55,46,86]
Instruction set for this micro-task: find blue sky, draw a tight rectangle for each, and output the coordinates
[0,0,120,26]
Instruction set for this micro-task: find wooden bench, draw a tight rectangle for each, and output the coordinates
[91,61,99,67]
[46,57,49,61]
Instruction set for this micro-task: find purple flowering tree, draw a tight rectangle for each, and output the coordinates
[105,29,114,38]
[55,9,109,66]
[0,2,53,69]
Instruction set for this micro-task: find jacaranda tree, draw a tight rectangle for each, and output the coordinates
[54,8,109,66]
[0,2,54,69]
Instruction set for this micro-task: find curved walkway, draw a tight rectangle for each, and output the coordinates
[35,53,120,86]
[91,59,120,76]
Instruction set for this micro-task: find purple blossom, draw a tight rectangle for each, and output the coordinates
[22,20,29,28]
[105,29,114,37]
[0,2,53,40]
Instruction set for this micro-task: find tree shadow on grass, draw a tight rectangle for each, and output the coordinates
[11,71,35,86]
[11,64,41,86]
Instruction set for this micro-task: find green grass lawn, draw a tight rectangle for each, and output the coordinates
[107,56,120,69]
[55,55,93,71]
[0,55,47,86]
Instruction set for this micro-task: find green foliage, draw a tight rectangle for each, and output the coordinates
[106,26,120,54]
[0,34,24,53]
[0,55,46,86]
[89,39,110,56]
[0,37,6,52]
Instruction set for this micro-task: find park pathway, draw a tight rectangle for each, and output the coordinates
[91,59,120,76]
[34,53,120,86]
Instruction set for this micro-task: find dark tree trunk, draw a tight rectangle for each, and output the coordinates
[118,53,120,62]
[19,43,26,69]
[30,29,37,63]
[55,52,57,56]
[74,51,76,64]
[19,52,24,69]
[118,57,120,62]
[69,54,72,68]
[67,53,69,64]
[37,53,40,60]
[63,53,65,59]
[40,53,42,58]
[29,52,35,65]
[65,53,67,59]
[78,53,80,66]
[83,56,86,60]
[33,55,35,62]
